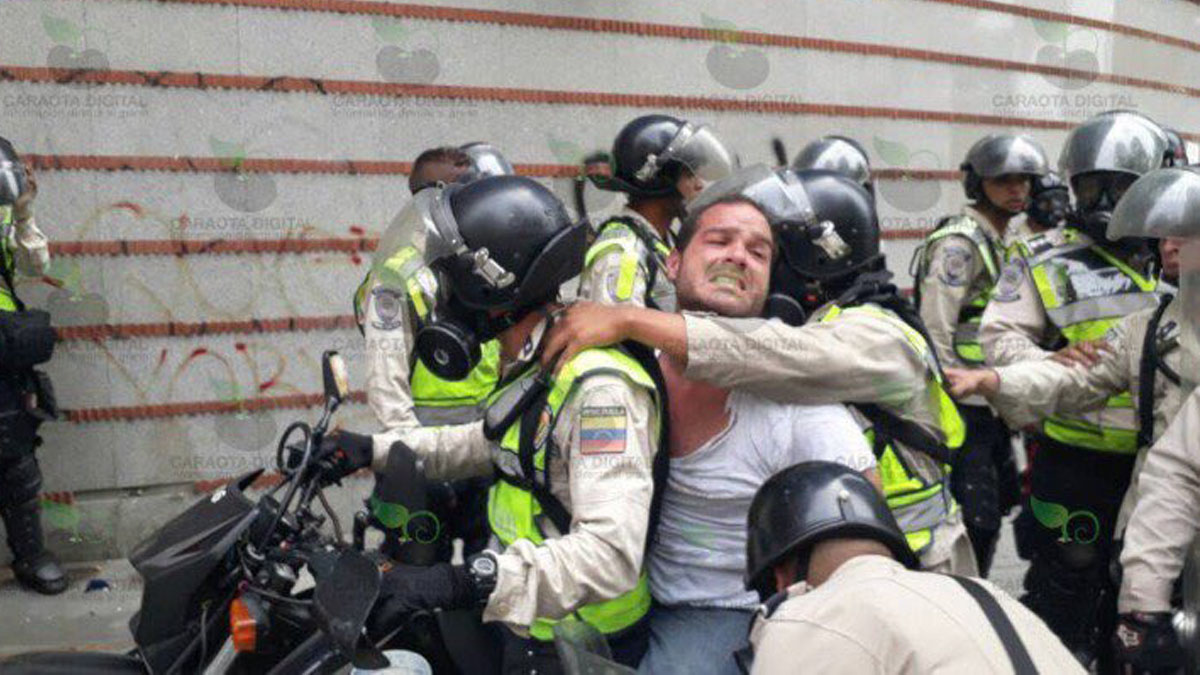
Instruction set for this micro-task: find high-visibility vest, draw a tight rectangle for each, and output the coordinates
[0,208,19,312]
[1015,228,1159,453]
[820,303,966,555]
[916,216,1002,365]
[353,246,500,425]
[584,217,675,311]
[487,348,660,641]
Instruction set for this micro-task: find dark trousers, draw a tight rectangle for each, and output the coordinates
[1019,434,1135,670]
[0,377,46,563]
[950,404,1019,577]
[500,618,649,675]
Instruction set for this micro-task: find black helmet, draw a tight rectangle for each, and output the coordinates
[745,461,919,599]
[960,134,1048,203]
[775,169,880,282]
[791,136,873,195]
[435,175,584,312]
[594,114,735,198]
[1164,128,1190,167]
[0,137,27,207]
[1027,171,1072,230]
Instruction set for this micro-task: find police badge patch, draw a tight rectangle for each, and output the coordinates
[937,244,972,288]
[993,260,1026,303]
[370,287,405,331]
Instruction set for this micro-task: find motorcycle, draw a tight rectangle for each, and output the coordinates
[0,351,396,674]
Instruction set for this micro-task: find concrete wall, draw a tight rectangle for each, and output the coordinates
[0,0,1197,562]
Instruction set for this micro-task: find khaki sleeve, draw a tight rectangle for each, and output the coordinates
[576,232,650,308]
[1119,389,1200,613]
[750,619,879,674]
[484,377,656,633]
[683,312,926,410]
[11,214,49,277]
[918,236,983,366]
[362,283,491,477]
[980,257,1053,366]
[990,319,1131,428]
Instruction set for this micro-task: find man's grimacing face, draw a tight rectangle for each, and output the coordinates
[668,201,774,318]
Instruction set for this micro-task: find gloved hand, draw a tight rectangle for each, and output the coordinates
[367,561,479,639]
[1114,612,1186,673]
[316,430,374,482]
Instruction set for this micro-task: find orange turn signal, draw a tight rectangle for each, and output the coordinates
[229,596,257,653]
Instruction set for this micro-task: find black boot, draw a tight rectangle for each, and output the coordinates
[3,498,67,595]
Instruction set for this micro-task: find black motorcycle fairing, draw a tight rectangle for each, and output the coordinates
[127,470,264,672]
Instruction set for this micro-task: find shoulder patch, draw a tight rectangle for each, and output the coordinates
[936,243,973,287]
[580,405,627,455]
[992,259,1026,303]
[370,287,406,331]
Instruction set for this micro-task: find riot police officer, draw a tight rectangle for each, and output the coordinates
[323,176,664,674]
[914,134,1048,576]
[791,135,873,195]
[579,114,735,311]
[979,110,1171,666]
[744,461,1082,674]
[0,137,64,595]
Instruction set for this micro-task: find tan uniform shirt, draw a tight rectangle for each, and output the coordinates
[749,555,1083,674]
[917,207,1004,405]
[1119,387,1200,613]
[989,302,1186,532]
[423,358,658,636]
[576,206,675,311]
[683,309,975,573]
[2,208,50,277]
[360,269,489,471]
[979,228,1141,436]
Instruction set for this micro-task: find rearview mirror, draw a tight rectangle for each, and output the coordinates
[322,351,350,404]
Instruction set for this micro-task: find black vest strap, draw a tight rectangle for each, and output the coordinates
[951,576,1039,675]
[853,402,954,465]
[1138,295,1174,449]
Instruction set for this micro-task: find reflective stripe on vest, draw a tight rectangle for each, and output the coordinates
[921,217,1002,365]
[486,348,660,641]
[1023,229,1157,453]
[821,304,964,555]
[357,246,500,424]
[585,218,674,310]
[0,208,18,312]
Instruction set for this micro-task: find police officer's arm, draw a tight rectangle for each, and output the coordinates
[750,619,879,674]
[484,377,656,634]
[362,287,491,477]
[985,319,1130,428]
[1119,389,1200,613]
[576,229,651,307]
[10,169,49,276]
[918,236,983,366]
[979,258,1054,366]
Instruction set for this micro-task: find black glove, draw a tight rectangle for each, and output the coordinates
[1114,612,1186,673]
[316,430,374,482]
[367,561,478,639]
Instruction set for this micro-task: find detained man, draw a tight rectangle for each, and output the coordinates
[635,194,878,675]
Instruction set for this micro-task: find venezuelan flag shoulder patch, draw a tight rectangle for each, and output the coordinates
[580,405,627,455]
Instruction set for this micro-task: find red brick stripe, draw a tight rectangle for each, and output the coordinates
[156,0,1200,62]
[49,237,378,257]
[0,65,1097,133]
[26,153,962,181]
[53,314,358,341]
[63,389,367,423]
